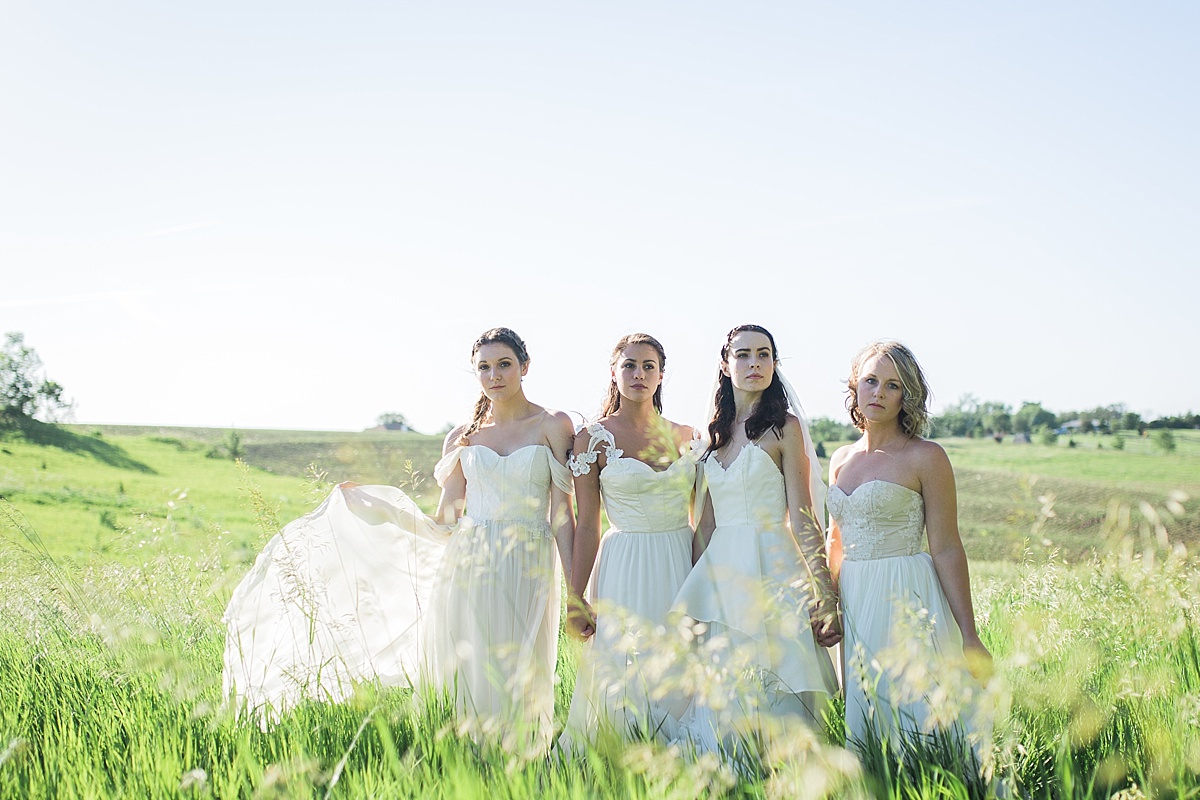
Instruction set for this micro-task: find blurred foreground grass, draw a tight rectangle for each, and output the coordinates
[2,425,1199,797]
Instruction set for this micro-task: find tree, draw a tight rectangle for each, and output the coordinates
[376,412,412,431]
[979,401,1013,436]
[809,417,859,444]
[1,332,72,429]
[1013,402,1056,435]
[1119,412,1144,433]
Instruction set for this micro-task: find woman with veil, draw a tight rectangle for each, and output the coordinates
[673,324,841,753]
[222,327,575,752]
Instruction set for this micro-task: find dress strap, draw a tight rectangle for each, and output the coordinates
[546,448,575,494]
[433,446,465,487]
[566,422,623,477]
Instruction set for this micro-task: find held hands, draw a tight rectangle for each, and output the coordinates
[810,599,843,648]
[566,595,596,642]
[337,481,360,490]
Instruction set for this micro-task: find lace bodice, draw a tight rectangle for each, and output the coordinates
[704,443,786,529]
[569,423,695,533]
[434,444,572,527]
[827,480,925,561]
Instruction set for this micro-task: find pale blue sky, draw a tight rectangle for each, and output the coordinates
[3,3,1196,433]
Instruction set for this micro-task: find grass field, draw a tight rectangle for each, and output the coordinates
[2,423,1199,798]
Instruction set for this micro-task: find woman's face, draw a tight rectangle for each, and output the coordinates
[855,353,903,425]
[722,330,775,392]
[612,343,663,404]
[474,343,527,402]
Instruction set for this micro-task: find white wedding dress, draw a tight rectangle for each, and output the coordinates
[223,443,572,747]
[673,442,838,749]
[561,423,696,745]
[829,479,988,755]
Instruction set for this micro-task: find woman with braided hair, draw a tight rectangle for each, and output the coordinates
[223,327,575,751]
[429,326,576,747]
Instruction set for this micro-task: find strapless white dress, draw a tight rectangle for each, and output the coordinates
[672,442,837,749]
[561,423,696,744]
[223,443,572,748]
[828,479,988,755]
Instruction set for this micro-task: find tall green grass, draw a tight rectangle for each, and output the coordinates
[3,482,1200,797]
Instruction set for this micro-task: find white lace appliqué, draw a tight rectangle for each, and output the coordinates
[829,481,925,561]
[567,422,623,476]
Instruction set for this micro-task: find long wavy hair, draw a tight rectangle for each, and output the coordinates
[845,339,931,436]
[599,333,666,418]
[705,324,789,459]
[461,327,531,442]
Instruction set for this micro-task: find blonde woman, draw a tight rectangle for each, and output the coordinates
[828,340,992,757]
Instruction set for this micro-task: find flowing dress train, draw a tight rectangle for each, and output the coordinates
[223,443,572,748]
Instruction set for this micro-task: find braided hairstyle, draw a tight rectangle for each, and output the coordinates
[599,333,667,418]
[705,324,789,459]
[460,327,531,443]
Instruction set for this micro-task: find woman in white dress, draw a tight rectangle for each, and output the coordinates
[223,327,575,750]
[428,327,576,747]
[674,324,841,752]
[560,333,697,745]
[827,340,992,759]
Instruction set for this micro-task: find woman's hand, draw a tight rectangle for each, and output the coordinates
[337,481,360,490]
[963,635,994,683]
[566,595,596,641]
[810,599,843,648]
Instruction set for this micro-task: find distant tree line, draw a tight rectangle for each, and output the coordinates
[930,395,1197,439]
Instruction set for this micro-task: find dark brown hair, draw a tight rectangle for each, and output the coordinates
[705,324,788,459]
[600,333,667,418]
[461,327,531,442]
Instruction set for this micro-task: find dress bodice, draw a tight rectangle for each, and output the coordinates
[435,444,572,527]
[827,480,925,561]
[601,456,694,533]
[568,423,695,533]
[703,443,786,529]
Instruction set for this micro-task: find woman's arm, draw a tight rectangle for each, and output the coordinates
[919,441,993,676]
[691,490,715,565]
[567,427,603,640]
[434,426,468,526]
[780,418,842,647]
[546,412,578,587]
[826,446,850,588]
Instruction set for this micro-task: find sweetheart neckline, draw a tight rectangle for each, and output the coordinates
[606,453,693,475]
[707,441,783,478]
[462,443,546,459]
[830,479,921,499]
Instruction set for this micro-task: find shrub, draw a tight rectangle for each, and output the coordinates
[1153,429,1177,453]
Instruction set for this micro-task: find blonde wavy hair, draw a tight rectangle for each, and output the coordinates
[846,340,932,437]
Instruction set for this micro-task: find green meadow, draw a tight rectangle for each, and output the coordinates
[1,424,1198,798]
